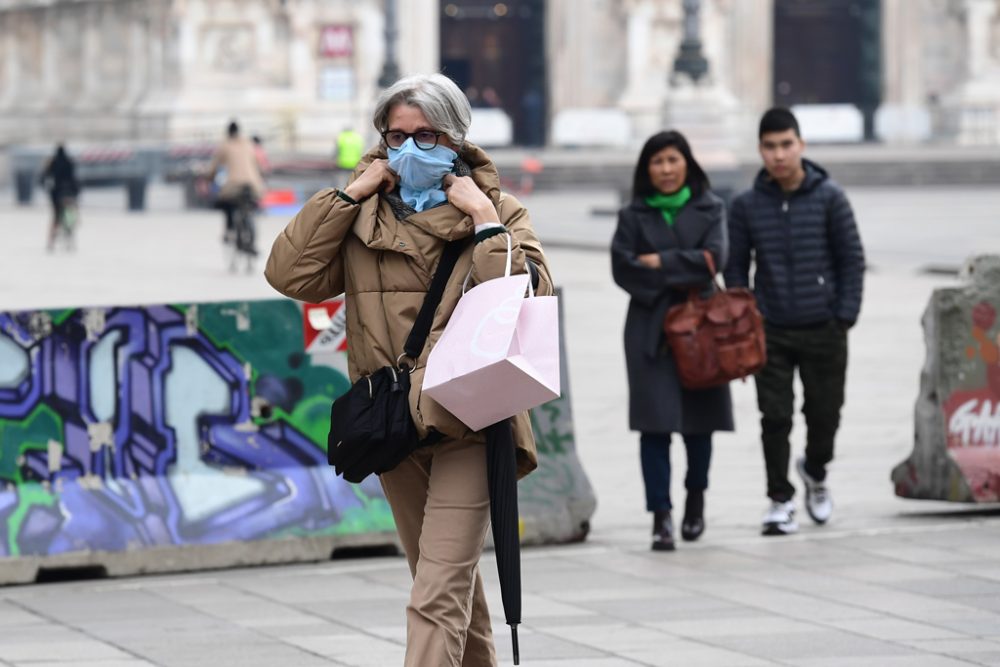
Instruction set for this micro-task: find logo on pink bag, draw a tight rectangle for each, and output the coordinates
[471,297,523,357]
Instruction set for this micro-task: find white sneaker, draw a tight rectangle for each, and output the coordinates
[761,500,798,536]
[796,457,833,524]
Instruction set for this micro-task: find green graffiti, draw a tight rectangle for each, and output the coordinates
[49,309,75,327]
[0,405,64,555]
[269,394,334,449]
[0,404,62,484]
[187,302,349,447]
[530,404,572,456]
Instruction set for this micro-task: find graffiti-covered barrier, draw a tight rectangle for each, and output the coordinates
[893,255,1000,502]
[0,297,595,584]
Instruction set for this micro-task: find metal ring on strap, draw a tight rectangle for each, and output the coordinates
[396,353,415,372]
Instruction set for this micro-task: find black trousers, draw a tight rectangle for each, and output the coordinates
[755,321,848,502]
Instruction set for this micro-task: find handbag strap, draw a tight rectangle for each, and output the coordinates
[400,239,467,368]
[701,249,726,293]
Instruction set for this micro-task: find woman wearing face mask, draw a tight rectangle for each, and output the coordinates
[265,73,553,667]
[611,130,733,552]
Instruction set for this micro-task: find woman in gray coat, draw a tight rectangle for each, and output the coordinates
[611,130,734,551]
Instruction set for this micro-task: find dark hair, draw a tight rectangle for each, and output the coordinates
[759,107,800,139]
[631,130,710,200]
[227,121,240,138]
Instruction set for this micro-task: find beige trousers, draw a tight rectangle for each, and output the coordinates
[380,438,498,667]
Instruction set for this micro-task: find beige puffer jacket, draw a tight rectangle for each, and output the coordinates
[208,137,266,200]
[264,142,554,479]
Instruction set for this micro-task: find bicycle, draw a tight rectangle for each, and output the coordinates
[48,194,79,252]
[226,186,259,274]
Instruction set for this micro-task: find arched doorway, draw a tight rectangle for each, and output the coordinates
[773,0,881,140]
[439,0,547,146]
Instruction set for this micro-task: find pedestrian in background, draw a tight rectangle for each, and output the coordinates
[611,130,733,552]
[724,108,865,536]
[265,73,553,666]
[37,144,80,252]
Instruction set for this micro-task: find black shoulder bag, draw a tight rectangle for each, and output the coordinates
[328,239,466,483]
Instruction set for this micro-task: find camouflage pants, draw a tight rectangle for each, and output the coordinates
[755,321,848,501]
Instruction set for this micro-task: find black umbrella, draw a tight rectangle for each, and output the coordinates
[485,419,521,665]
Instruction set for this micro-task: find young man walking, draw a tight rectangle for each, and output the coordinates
[725,108,865,536]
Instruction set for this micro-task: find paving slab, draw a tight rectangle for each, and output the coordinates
[0,188,999,665]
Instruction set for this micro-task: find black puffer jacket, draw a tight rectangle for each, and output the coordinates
[724,159,865,327]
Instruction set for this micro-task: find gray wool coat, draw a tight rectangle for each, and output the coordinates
[611,191,735,435]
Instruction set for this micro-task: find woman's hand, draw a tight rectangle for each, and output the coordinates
[443,175,496,224]
[343,159,398,201]
[637,253,662,269]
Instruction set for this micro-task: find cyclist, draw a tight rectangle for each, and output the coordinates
[37,144,80,252]
[207,121,266,255]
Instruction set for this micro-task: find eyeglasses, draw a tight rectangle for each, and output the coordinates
[382,130,446,150]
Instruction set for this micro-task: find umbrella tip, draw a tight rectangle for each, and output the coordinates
[511,624,519,665]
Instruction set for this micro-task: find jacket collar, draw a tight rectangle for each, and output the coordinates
[753,158,828,198]
[351,141,501,252]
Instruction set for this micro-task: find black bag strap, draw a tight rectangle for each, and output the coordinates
[400,239,467,368]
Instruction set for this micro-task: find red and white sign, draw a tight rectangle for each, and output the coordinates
[945,388,1000,449]
[319,25,353,58]
[303,301,348,354]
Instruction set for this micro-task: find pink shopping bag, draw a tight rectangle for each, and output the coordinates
[423,272,561,431]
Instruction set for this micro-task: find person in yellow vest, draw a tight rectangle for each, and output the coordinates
[333,127,364,187]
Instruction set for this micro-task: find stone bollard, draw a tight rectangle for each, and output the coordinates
[14,171,34,205]
[892,255,1000,502]
[126,177,147,211]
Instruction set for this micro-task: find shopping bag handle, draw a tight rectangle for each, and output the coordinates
[463,232,531,295]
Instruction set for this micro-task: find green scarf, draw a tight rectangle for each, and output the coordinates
[645,185,692,226]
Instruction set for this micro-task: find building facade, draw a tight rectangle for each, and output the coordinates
[1,0,999,150]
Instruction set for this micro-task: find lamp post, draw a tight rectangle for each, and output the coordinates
[672,0,709,83]
[378,0,400,88]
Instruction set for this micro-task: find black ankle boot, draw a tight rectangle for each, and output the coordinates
[681,491,705,542]
[651,510,675,551]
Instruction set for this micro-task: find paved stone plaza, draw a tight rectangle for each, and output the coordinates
[0,186,999,665]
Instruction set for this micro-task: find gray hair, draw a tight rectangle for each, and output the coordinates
[372,73,472,146]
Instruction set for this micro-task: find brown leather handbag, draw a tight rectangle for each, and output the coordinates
[663,251,767,389]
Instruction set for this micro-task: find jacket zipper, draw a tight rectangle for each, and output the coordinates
[782,198,795,313]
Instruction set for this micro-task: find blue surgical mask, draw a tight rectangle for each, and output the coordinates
[387,138,458,212]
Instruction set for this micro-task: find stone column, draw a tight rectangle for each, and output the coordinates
[0,12,13,108]
[661,0,743,161]
[618,0,675,144]
[943,0,1000,144]
[724,0,772,146]
[878,0,932,143]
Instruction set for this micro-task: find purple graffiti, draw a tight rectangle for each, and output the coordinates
[0,303,382,558]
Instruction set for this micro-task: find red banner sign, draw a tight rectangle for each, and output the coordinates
[319,25,353,58]
[303,301,348,354]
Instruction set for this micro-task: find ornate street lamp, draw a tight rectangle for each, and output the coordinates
[672,0,709,83]
[378,0,400,88]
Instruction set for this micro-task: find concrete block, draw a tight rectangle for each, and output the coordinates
[552,109,631,148]
[792,104,865,143]
[0,296,595,583]
[468,109,514,147]
[893,255,1000,501]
